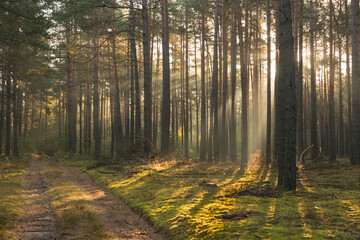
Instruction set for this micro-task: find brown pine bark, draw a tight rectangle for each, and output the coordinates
[277,0,297,190]
[161,0,170,154]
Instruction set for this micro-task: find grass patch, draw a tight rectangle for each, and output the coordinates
[0,156,29,239]
[59,155,360,239]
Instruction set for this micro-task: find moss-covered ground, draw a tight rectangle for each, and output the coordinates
[59,155,360,239]
[0,156,28,239]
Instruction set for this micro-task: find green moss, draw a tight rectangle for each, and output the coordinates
[60,156,360,240]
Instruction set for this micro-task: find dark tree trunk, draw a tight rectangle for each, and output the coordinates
[329,0,336,163]
[129,0,141,137]
[92,13,101,159]
[237,0,249,169]
[351,0,360,164]
[161,0,170,154]
[310,0,319,159]
[296,0,304,157]
[143,0,152,152]
[277,0,297,190]
[230,7,237,162]
[338,15,344,157]
[111,5,123,154]
[346,0,351,156]
[200,0,207,161]
[66,22,77,153]
[184,0,189,159]
[266,0,272,164]
[211,0,220,162]
[221,1,228,160]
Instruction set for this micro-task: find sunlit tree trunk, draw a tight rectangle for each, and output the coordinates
[266,0,271,165]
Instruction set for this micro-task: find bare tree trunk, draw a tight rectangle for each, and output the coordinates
[351,0,360,164]
[237,0,249,169]
[143,0,152,152]
[338,12,344,157]
[329,0,336,163]
[230,6,237,162]
[200,0,207,161]
[161,0,170,154]
[111,4,123,154]
[296,0,304,157]
[266,0,271,164]
[221,0,228,160]
[310,0,319,159]
[184,0,189,159]
[277,0,297,190]
[346,0,351,156]
[211,0,220,162]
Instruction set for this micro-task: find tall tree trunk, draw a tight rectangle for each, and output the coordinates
[143,0,152,152]
[310,0,318,159]
[12,61,18,156]
[0,46,6,153]
[200,0,207,161]
[237,0,249,169]
[92,13,101,159]
[129,0,141,137]
[338,14,344,157]
[195,34,199,153]
[111,4,123,154]
[211,0,220,162]
[277,0,297,190]
[230,7,237,162]
[296,0,304,157]
[221,0,228,160]
[161,0,170,154]
[66,22,76,153]
[351,0,360,164]
[329,0,336,163]
[184,0,189,159]
[346,0,351,156]
[266,0,272,164]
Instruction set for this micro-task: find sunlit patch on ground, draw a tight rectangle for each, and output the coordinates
[60,155,360,239]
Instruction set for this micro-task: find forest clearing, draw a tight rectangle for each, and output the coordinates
[1,154,360,239]
[1,0,360,239]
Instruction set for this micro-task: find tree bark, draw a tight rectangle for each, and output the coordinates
[161,0,170,154]
[351,0,360,164]
[277,0,297,190]
[143,0,152,152]
[310,0,318,159]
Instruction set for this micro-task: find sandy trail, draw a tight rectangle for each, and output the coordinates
[15,156,167,240]
[15,155,59,240]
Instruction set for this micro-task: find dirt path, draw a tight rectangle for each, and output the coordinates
[16,155,59,240]
[15,156,168,240]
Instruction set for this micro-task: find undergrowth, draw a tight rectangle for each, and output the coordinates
[0,156,28,239]
[59,154,360,240]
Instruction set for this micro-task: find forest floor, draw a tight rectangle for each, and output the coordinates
[57,154,360,240]
[0,155,167,240]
